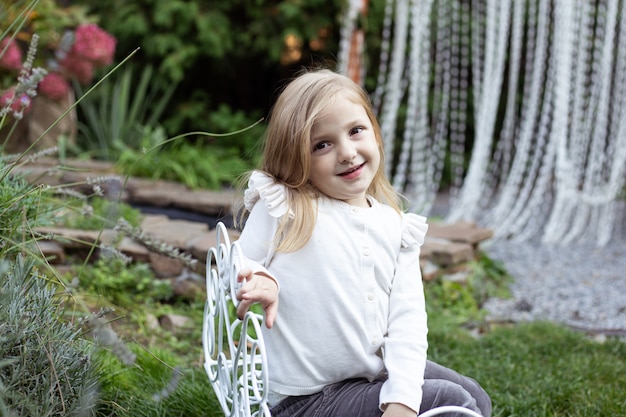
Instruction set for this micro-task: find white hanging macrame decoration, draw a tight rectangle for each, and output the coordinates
[338,0,626,246]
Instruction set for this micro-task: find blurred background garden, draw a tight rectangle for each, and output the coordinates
[1,0,625,416]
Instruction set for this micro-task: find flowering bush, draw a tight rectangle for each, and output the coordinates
[0,38,23,71]
[0,0,116,119]
[0,85,33,116]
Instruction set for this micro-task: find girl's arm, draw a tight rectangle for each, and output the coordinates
[235,200,281,328]
[380,214,429,413]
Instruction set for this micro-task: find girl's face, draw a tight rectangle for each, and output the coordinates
[308,95,380,207]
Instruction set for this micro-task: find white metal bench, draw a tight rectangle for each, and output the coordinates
[202,222,483,417]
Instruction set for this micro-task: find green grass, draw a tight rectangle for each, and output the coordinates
[94,345,222,417]
[428,321,626,416]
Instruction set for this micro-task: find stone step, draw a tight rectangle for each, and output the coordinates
[427,221,494,246]
[37,215,491,283]
[21,158,493,285]
[11,158,236,217]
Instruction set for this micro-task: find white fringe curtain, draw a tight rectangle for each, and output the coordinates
[339,0,626,246]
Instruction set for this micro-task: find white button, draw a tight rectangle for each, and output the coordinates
[363,249,370,256]
[371,337,380,345]
[352,207,360,213]
[367,293,375,301]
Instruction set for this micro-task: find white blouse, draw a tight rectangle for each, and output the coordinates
[237,170,429,413]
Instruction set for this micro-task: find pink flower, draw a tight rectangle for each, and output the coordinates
[0,38,23,71]
[1,87,33,117]
[60,53,95,85]
[38,72,70,101]
[71,23,116,66]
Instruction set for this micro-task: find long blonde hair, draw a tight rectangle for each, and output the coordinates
[237,68,402,252]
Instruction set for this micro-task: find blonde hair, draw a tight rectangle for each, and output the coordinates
[237,68,402,252]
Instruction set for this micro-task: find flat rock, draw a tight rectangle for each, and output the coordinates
[423,238,474,266]
[140,215,209,248]
[428,221,493,245]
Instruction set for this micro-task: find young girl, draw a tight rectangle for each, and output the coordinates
[234,69,491,417]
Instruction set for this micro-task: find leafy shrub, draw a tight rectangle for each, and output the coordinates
[425,251,512,325]
[77,258,172,308]
[116,134,251,190]
[465,251,512,307]
[73,0,345,134]
[188,103,264,161]
[0,256,99,416]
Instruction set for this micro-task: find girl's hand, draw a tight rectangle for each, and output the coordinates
[382,403,418,417]
[236,268,279,328]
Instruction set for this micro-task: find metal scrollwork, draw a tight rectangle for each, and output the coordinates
[203,222,270,417]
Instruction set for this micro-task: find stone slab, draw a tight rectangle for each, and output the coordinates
[34,240,65,264]
[427,221,493,245]
[140,215,209,249]
[422,238,474,266]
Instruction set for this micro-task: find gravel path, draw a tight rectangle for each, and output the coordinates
[482,234,626,336]
[429,194,626,336]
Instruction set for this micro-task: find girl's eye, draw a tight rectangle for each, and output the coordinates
[313,141,330,152]
[350,126,364,136]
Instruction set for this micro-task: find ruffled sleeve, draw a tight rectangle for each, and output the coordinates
[380,211,429,412]
[243,170,293,219]
[400,213,428,249]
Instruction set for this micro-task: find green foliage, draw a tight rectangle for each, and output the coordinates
[427,278,483,323]
[73,64,177,160]
[116,136,251,190]
[61,196,142,231]
[76,0,342,81]
[77,258,172,308]
[465,251,513,307]
[73,63,263,188]
[425,251,512,325]
[73,0,344,135]
[176,103,264,159]
[113,103,264,190]
[0,256,99,416]
[132,300,205,363]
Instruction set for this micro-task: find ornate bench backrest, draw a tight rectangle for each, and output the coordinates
[202,222,483,417]
[202,222,270,417]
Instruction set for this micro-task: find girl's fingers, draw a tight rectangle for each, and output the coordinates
[237,267,252,282]
[235,273,279,328]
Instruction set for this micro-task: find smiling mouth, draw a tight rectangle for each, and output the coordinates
[338,162,365,176]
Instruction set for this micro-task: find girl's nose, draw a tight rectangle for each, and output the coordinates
[338,140,357,163]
